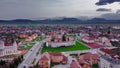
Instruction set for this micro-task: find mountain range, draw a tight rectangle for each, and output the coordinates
[0,18,120,24]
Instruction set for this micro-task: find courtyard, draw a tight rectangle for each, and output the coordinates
[42,40,90,53]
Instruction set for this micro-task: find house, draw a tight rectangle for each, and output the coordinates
[19,34,28,38]
[31,33,38,39]
[86,43,103,48]
[78,58,91,68]
[70,53,98,68]
[78,53,99,68]
[79,53,99,64]
[99,37,112,46]
[82,37,96,43]
[39,53,50,68]
[49,52,68,64]
[25,33,38,42]
[25,37,33,42]
[38,52,68,68]
[70,60,82,68]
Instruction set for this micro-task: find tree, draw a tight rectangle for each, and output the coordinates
[62,35,66,41]
[34,64,39,68]
[0,60,6,67]
[92,64,99,68]
[9,63,14,68]
[20,55,24,60]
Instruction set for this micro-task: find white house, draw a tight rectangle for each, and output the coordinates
[82,37,96,43]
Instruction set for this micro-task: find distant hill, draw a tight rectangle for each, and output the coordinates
[87,18,120,24]
[0,18,120,24]
[88,18,107,22]
[11,19,33,22]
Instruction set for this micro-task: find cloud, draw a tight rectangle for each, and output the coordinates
[116,10,120,14]
[100,13,120,20]
[96,8,111,12]
[96,0,120,5]
[0,0,119,20]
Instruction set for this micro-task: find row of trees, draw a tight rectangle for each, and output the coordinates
[9,55,24,68]
[0,60,6,68]
[0,55,24,68]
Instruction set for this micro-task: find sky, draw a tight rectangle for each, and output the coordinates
[0,0,120,20]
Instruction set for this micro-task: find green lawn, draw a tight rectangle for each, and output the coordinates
[42,41,90,53]
[19,38,26,41]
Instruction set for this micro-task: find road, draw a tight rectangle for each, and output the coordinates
[18,40,45,68]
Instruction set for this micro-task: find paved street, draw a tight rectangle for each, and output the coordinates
[18,40,45,68]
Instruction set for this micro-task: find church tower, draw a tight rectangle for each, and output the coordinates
[0,41,4,50]
[13,41,18,50]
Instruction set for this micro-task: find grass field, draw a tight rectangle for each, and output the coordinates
[42,41,90,53]
[19,38,26,41]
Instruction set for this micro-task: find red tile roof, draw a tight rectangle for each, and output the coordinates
[63,56,68,62]
[78,58,88,64]
[49,52,63,56]
[84,37,96,40]
[4,43,12,46]
[87,43,103,48]
[40,55,49,61]
[100,48,112,55]
[80,53,99,60]
[70,60,82,68]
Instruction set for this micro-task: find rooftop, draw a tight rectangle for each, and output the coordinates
[49,52,63,56]
[79,53,99,60]
[87,43,103,48]
[70,60,82,68]
[100,48,120,62]
[40,55,49,61]
[101,55,120,64]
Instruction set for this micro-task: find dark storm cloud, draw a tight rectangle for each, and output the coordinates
[96,0,120,5]
[96,8,111,12]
